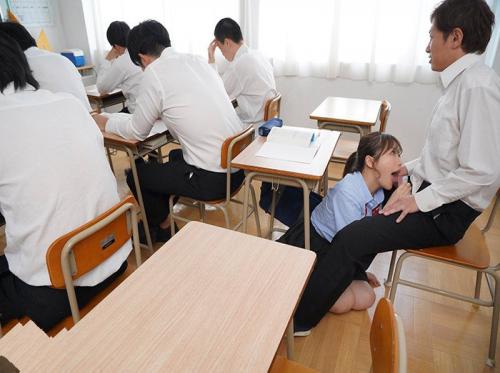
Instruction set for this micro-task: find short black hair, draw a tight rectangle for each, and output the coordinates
[0,22,36,51]
[214,18,243,43]
[0,31,39,93]
[127,20,171,67]
[431,0,495,54]
[106,21,130,48]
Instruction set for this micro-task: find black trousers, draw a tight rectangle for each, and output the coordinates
[294,187,480,329]
[126,149,244,227]
[0,256,127,332]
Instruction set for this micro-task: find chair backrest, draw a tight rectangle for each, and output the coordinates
[370,298,401,373]
[264,92,282,121]
[379,100,392,133]
[46,195,141,289]
[482,188,500,233]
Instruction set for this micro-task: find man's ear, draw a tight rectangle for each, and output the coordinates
[449,27,464,49]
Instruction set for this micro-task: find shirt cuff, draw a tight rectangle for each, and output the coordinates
[404,158,419,175]
[414,186,442,212]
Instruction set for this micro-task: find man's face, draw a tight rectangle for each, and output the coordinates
[425,23,455,72]
[216,39,233,61]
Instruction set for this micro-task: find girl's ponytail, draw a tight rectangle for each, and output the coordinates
[343,151,359,177]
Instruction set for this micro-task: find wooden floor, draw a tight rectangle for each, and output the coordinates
[1,144,498,373]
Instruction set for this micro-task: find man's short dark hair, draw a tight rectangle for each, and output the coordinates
[106,21,130,48]
[0,31,39,93]
[127,20,171,67]
[0,22,36,51]
[431,0,495,54]
[214,18,243,43]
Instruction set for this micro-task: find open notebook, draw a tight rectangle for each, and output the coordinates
[256,127,321,163]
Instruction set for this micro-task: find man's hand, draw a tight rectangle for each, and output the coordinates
[208,39,217,64]
[92,113,108,132]
[382,194,419,223]
[385,182,411,207]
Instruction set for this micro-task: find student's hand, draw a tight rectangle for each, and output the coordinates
[92,113,108,131]
[382,194,419,223]
[366,272,381,288]
[208,39,217,64]
[384,182,411,207]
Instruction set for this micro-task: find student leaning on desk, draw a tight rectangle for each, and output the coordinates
[0,31,131,331]
[0,22,91,111]
[92,20,246,244]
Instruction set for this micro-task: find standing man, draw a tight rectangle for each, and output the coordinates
[208,17,276,127]
[93,20,245,243]
[292,0,500,335]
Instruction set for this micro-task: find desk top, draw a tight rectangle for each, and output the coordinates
[310,96,382,127]
[85,84,123,99]
[0,222,315,372]
[232,129,340,180]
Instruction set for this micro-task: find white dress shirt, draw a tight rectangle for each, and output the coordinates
[213,44,276,125]
[96,51,143,113]
[106,47,245,173]
[25,47,91,111]
[0,84,131,286]
[406,54,500,212]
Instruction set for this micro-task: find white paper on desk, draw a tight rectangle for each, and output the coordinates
[257,142,320,163]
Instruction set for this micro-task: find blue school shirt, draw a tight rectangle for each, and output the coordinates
[311,171,385,242]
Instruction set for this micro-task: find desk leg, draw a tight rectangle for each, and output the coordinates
[268,188,277,239]
[298,179,311,251]
[286,319,295,360]
[126,148,153,251]
[105,145,115,174]
[241,172,254,234]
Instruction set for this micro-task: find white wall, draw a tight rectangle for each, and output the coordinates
[276,77,442,161]
[24,0,66,52]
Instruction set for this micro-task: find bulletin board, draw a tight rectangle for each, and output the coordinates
[0,0,54,26]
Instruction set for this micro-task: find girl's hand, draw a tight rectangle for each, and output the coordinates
[366,272,381,288]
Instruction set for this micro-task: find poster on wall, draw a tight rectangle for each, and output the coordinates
[3,0,54,26]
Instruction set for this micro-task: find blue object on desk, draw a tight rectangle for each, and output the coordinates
[258,118,283,136]
[61,49,85,67]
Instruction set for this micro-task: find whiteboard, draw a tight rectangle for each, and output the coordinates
[4,0,54,26]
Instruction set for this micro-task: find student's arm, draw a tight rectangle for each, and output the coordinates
[414,86,500,212]
[330,190,365,233]
[61,58,92,111]
[104,70,162,140]
[96,58,125,95]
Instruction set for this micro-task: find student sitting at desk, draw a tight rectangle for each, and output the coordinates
[208,18,276,127]
[93,20,245,243]
[96,21,143,114]
[0,31,131,332]
[0,22,91,111]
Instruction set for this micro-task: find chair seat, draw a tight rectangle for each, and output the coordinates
[407,223,490,269]
[332,137,359,161]
[182,183,245,206]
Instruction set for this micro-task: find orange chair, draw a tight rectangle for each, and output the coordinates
[168,125,261,235]
[385,189,500,367]
[370,297,407,373]
[264,93,282,121]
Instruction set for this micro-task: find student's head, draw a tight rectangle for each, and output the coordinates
[127,20,171,69]
[106,21,130,52]
[344,132,402,190]
[426,0,495,71]
[0,31,39,93]
[214,18,243,61]
[0,22,36,51]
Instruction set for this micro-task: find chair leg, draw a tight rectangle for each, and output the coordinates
[199,203,206,223]
[250,185,262,237]
[486,270,500,367]
[385,250,398,287]
[269,188,277,239]
[473,271,483,309]
[389,252,409,302]
[169,195,176,237]
[221,206,230,229]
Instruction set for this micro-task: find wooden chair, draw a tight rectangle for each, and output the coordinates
[264,92,282,121]
[385,189,500,367]
[269,355,318,373]
[370,298,407,373]
[331,100,391,180]
[0,195,142,337]
[168,125,262,236]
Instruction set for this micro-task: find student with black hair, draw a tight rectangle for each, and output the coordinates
[292,0,500,335]
[208,17,276,127]
[93,20,245,243]
[0,31,130,331]
[0,22,91,111]
[96,21,143,113]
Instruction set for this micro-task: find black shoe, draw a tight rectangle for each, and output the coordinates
[155,223,178,243]
[138,221,157,245]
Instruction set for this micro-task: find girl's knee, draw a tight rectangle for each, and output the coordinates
[329,286,355,314]
[352,281,376,310]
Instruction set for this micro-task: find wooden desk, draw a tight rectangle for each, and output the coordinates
[102,130,174,251]
[310,96,382,135]
[232,129,340,251]
[0,222,316,372]
[86,84,125,113]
